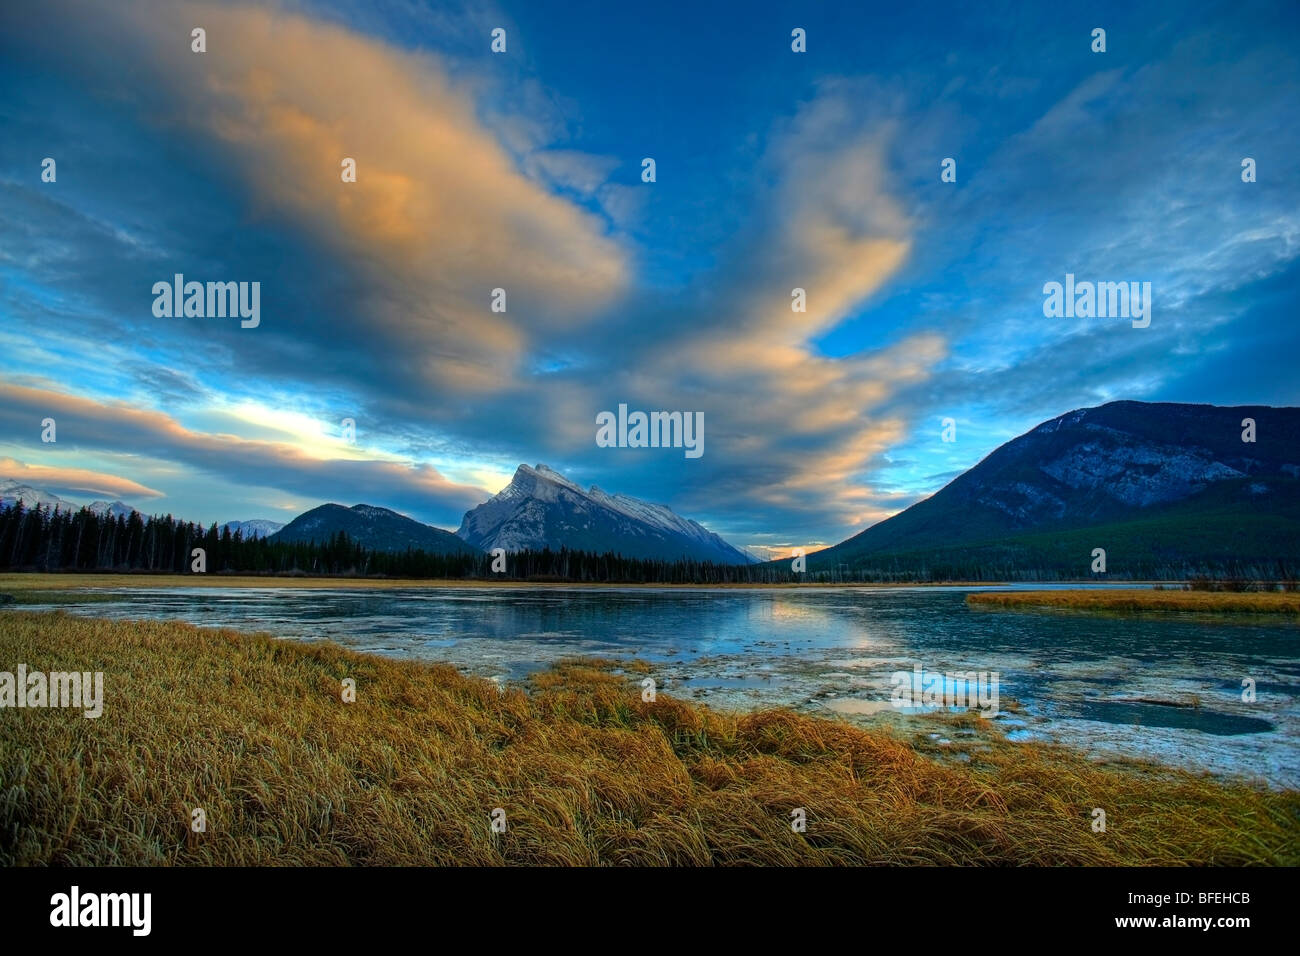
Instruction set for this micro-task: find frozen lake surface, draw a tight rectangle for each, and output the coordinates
[21,583,1298,787]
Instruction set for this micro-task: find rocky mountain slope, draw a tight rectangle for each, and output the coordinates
[809,401,1300,579]
[458,464,753,564]
[0,480,72,511]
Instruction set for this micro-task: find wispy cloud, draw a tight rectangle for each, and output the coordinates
[1,0,1295,546]
[0,384,486,522]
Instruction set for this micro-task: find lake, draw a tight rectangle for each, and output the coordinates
[19,583,1298,787]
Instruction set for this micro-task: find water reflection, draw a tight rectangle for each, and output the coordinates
[16,584,1297,786]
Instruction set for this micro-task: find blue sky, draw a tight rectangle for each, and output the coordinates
[1,0,1297,556]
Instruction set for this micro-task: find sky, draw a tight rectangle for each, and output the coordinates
[0,0,1297,557]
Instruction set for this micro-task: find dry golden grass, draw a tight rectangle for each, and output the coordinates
[967,589,1300,615]
[1,611,1295,865]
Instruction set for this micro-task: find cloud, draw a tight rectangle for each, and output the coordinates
[525,149,620,197]
[121,363,207,406]
[0,384,487,522]
[606,97,941,533]
[13,0,629,399]
[0,3,948,542]
[0,458,164,500]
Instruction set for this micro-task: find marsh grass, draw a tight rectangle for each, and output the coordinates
[967,589,1300,615]
[2,589,121,605]
[1,611,1295,865]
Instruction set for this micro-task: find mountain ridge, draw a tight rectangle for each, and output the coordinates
[457,463,754,564]
[271,503,475,555]
[808,401,1300,578]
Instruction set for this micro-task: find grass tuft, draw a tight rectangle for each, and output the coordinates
[1,611,1295,865]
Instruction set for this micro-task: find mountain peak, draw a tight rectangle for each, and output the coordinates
[812,400,1300,578]
[459,463,753,564]
[513,463,585,494]
[221,518,285,539]
[273,502,475,555]
[88,500,137,519]
[0,479,73,511]
[350,503,402,518]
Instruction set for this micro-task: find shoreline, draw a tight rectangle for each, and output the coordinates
[2,609,1294,865]
[0,571,1171,593]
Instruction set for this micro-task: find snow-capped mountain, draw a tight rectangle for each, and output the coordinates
[221,519,285,539]
[0,482,141,519]
[0,479,72,511]
[87,500,137,519]
[457,463,755,564]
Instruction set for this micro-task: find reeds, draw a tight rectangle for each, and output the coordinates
[967,589,1300,614]
[1,611,1294,865]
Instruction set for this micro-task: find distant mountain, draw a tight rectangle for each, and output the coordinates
[271,503,475,555]
[0,483,143,519]
[0,479,72,511]
[221,519,285,539]
[88,500,137,519]
[458,463,755,564]
[810,401,1300,579]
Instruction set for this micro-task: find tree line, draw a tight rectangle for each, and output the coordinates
[2,501,1289,584]
[0,501,799,583]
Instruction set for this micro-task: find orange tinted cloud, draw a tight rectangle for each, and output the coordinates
[0,458,164,500]
[97,0,629,394]
[0,384,487,514]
